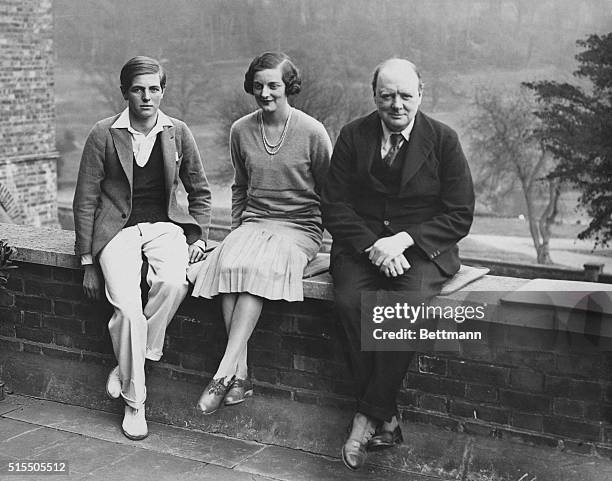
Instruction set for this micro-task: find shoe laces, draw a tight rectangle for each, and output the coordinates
[349,418,376,444]
[363,424,375,442]
[231,378,250,389]
[208,376,232,395]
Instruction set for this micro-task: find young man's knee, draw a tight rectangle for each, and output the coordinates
[157,277,189,295]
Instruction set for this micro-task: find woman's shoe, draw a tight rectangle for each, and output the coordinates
[224,378,253,406]
[197,376,233,415]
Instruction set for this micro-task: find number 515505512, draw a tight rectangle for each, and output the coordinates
[5,461,68,475]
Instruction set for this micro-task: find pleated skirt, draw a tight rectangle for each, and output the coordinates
[188,219,321,302]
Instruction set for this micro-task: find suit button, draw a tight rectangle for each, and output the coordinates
[121,214,126,219]
[383,220,390,226]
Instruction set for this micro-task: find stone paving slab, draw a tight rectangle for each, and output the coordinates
[235,444,436,481]
[0,419,274,481]
[1,417,40,442]
[3,397,264,468]
[0,418,75,460]
[0,396,421,480]
[1,418,135,477]
[76,449,236,481]
[0,393,23,416]
[3,395,612,481]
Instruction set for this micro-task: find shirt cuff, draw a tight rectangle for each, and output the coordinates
[192,239,207,250]
[81,254,93,266]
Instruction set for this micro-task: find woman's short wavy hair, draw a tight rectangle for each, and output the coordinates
[120,56,166,94]
[243,52,301,96]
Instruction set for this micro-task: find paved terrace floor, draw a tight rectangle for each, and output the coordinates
[1,394,612,481]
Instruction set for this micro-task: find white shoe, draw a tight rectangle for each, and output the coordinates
[121,405,148,440]
[105,366,121,399]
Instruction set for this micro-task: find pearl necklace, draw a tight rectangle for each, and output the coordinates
[259,108,293,156]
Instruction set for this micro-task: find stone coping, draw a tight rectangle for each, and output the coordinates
[0,223,525,300]
[1,223,80,269]
[3,223,611,316]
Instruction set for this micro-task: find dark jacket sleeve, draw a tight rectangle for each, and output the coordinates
[321,125,379,255]
[407,128,474,261]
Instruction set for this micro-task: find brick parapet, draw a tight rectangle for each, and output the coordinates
[0,224,611,455]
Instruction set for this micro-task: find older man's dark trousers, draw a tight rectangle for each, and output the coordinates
[331,247,448,423]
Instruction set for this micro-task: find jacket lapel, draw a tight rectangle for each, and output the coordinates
[110,128,134,189]
[399,112,434,191]
[160,125,177,206]
[361,113,387,193]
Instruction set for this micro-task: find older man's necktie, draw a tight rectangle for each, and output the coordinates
[383,133,403,166]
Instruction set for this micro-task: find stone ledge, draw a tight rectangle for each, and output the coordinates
[1,223,79,269]
[3,222,612,336]
[0,223,338,299]
[2,222,612,449]
[1,223,530,304]
[3,223,611,312]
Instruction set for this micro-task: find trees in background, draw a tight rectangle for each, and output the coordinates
[53,0,611,217]
[525,33,612,247]
[55,0,607,122]
[468,88,560,264]
[160,38,217,122]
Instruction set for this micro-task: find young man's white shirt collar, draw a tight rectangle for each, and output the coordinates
[112,108,173,167]
[380,118,415,158]
[81,108,206,265]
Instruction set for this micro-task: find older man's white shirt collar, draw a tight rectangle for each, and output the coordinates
[381,118,415,150]
[112,108,173,167]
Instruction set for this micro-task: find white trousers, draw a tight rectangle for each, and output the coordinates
[98,222,189,409]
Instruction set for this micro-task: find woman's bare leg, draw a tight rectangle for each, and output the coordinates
[220,293,248,378]
[214,292,263,380]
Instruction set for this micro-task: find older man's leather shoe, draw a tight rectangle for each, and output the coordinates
[368,424,403,450]
[341,413,376,470]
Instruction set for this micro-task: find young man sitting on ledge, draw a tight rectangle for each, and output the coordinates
[73,56,211,440]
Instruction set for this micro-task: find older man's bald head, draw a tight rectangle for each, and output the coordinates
[371,58,423,95]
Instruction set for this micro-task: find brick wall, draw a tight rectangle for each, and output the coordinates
[1,257,611,456]
[402,325,612,456]
[0,0,58,226]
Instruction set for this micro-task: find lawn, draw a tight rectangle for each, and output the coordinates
[459,236,535,264]
[469,216,585,239]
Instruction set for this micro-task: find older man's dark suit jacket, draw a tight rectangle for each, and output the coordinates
[322,110,474,276]
[73,114,211,260]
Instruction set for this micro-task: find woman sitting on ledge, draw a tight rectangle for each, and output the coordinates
[188,52,332,414]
